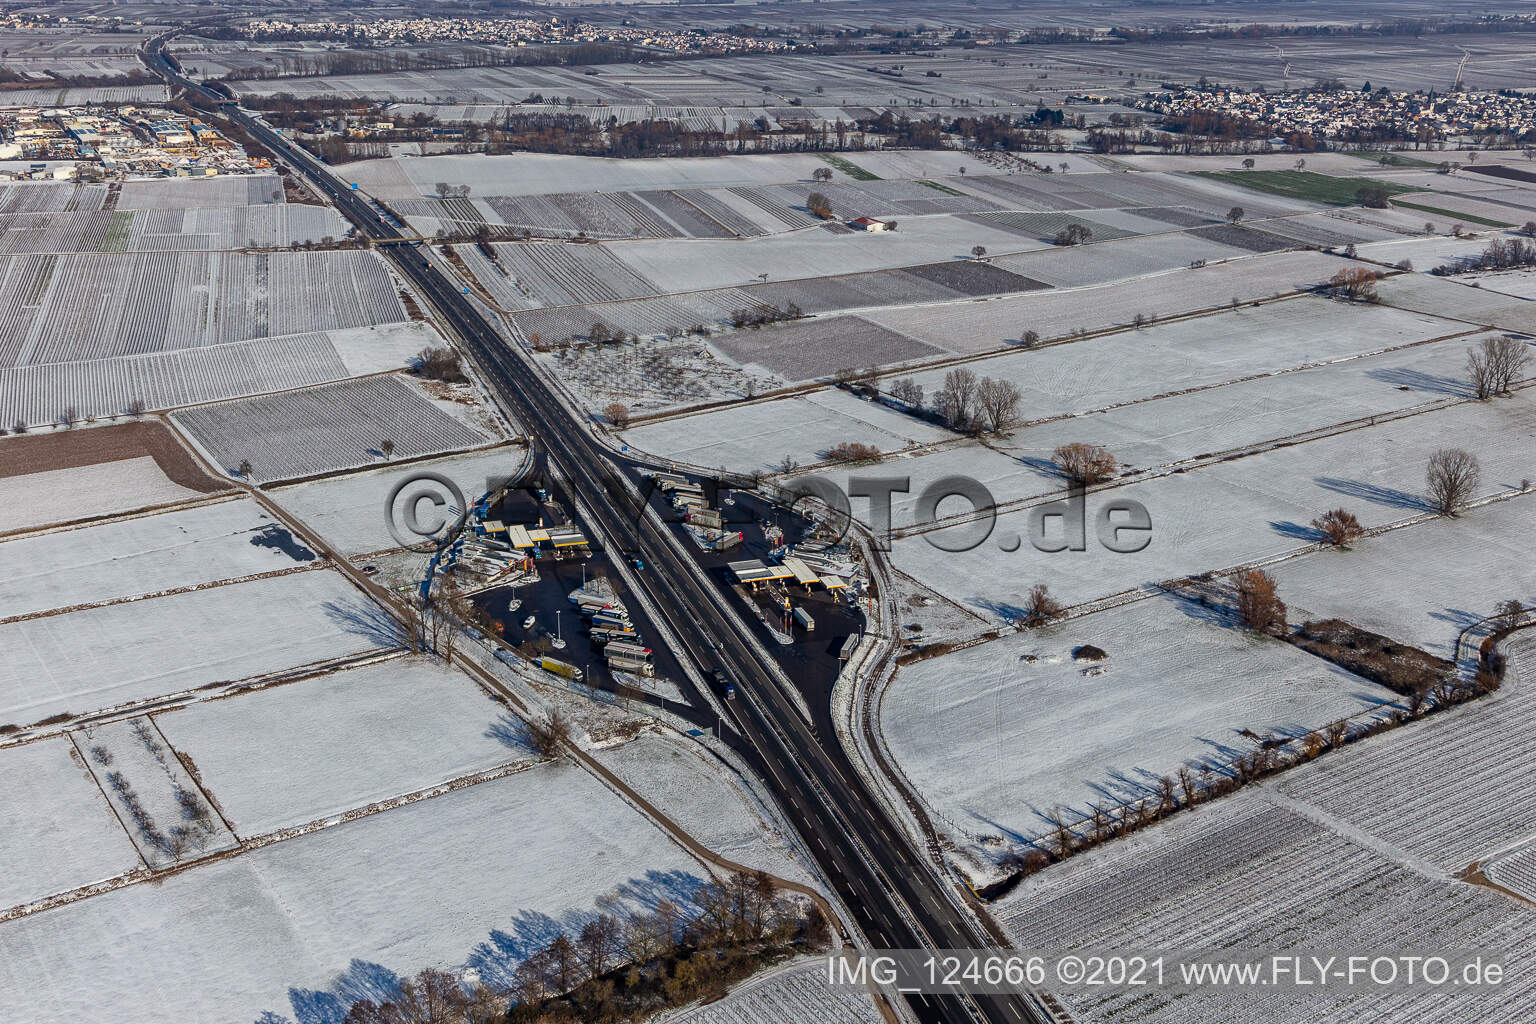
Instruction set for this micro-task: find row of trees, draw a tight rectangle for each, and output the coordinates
[884,368,1024,434]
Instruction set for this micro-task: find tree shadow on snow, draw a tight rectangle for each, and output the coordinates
[1270,519,1325,544]
[1315,476,1429,513]
[485,712,536,754]
[1365,366,1471,398]
[322,598,411,650]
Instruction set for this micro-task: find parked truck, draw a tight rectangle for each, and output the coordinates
[792,606,815,632]
[539,656,584,681]
[606,653,656,677]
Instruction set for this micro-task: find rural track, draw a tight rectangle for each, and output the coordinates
[145,40,1055,1024]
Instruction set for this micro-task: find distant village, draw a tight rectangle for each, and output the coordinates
[0,105,264,179]
[238,15,795,56]
[1140,85,1536,146]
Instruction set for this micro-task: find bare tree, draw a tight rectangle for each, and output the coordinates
[1234,569,1286,634]
[237,458,253,478]
[1426,448,1480,516]
[935,367,979,429]
[1311,508,1363,547]
[1021,328,1040,347]
[1241,157,1256,170]
[1496,599,1527,630]
[1052,222,1092,246]
[1326,267,1381,302]
[602,402,631,429]
[890,377,924,408]
[578,914,622,982]
[1051,442,1118,485]
[126,397,146,418]
[975,376,1022,434]
[970,245,988,260]
[1523,220,1536,238]
[811,166,833,182]
[379,439,395,460]
[527,709,573,758]
[1227,206,1244,224]
[805,191,832,218]
[1021,583,1064,626]
[1466,335,1530,399]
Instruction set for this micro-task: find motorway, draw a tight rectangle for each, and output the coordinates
[144,39,1047,1024]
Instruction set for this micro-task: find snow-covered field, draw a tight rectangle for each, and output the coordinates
[0,456,207,536]
[0,570,386,726]
[891,392,1536,619]
[606,218,1047,295]
[599,729,814,887]
[156,655,534,836]
[1271,494,1536,659]
[882,598,1398,852]
[269,446,529,557]
[0,736,140,912]
[0,497,315,621]
[624,388,950,474]
[861,250,1362,353]
[0,761,710,1024]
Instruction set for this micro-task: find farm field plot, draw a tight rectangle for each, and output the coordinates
[662,958,883,1024]
[511,289,751,347]
[173,374,490,484]
[0,762,710,1024]
[75,715,238,870]
[892,295,1462,422]
[116,175,285,210]
[482,191,680,239]
[599,730,814,887]
[1376,272,1536,333]
[0,207,348,255]
[0,457,205,537]
[0,421,226,535]
[270,446,527,557]
[457,240,662,309]
[1468,269,1536,301]
[882,598,1397,852]
[962,210,1137,243]
[155,656,533,836]
[625,388,950,474]
[0,497,316,622]
[1187,222,1301,253]
[1489,840,1536,903]
[712,316,939,381]
[991,231,1249,288]
[892,393,1536,619]
[0,250,404,368]
[1258,211,1402,249]
[0,85,164,105]
[0,737,139,913]
[1357,233,1494,270]
[1270,494,1536,660]
[607,218,1042,295]
[0,570,385,726]
[998,798,1536,1024]
[862,250,1359,353]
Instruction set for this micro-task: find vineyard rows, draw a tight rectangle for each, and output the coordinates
[509,288,753,343]
[727,187,820,228]
[0,330,352,427]
[674,190,766,236]
[1189,223,1299,253]
[1276,636,1536,872]
[116,174,285,210]
[667,961,882,1024]
[0,181,107,215]
[1002,800,1536,1024]
[464,241,662,308]
[632,190,733,238]
[0,250,403,367]
[173,373,488,482]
